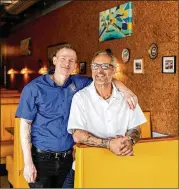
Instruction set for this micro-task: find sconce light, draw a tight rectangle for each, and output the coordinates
[38,66,48,75]
[37,59,48,75]
[7,68,19,74]
[20,68,34,74]
[71,64,79,75]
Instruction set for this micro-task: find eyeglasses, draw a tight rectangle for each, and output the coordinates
[91,63,114,70]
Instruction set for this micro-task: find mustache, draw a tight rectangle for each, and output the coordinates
[96,71,105,75]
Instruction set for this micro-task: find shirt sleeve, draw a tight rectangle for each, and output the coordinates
[67,92,88,134]
[15,84,37,121]
[72,75,92,89]
[128,104,147,130]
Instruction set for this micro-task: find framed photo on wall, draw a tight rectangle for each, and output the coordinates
[20,38,32,55]
[79,62,87,74]
[133,58,144,74]
[162,56,176,74]
[122,48,130,63]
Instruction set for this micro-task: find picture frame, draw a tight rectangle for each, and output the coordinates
[133,58,144,74]
[122,48,130,63]
[79,62,87,74]
[99,2,132,42]
[148,43,158,59]
[20,38,32,56]
[162,56,176,74]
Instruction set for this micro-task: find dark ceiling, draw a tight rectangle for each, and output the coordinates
[0,0,70,38]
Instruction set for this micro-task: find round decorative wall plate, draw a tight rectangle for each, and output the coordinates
[148,43,158,59]
[122,48,130,63]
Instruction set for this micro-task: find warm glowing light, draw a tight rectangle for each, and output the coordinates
[38,67,48,75]
[20,68,28,74]
[113,63,125,80]
[71,64,79,75]
[20,68,34,74]
[7,68,19,74]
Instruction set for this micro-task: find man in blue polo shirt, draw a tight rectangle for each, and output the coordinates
[16,43,138,188]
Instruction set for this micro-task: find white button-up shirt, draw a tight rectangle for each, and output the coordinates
[68,82,147,138]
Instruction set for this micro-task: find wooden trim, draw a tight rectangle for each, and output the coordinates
[1,96,20,98]
[138,135,178,143]
[1,103,19,105]
[0,140,14,145]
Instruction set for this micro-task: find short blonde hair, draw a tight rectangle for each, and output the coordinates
[55,43,77,56]
[92,49,117,67]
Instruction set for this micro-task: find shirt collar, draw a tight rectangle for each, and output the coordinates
[45,72,72,88]
[89,81,122,103]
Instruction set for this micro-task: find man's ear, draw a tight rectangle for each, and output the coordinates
[53,56,57,66]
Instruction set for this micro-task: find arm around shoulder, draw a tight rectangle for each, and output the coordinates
[112,79,138,109]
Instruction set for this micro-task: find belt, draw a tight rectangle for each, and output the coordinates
[32,146,73,159]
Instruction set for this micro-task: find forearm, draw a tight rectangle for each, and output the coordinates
[112,79,132,93]
[20,118,33,164]
[73,129,110,149]
[125,126,141,144]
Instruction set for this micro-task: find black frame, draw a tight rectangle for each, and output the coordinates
[79,62,87,74]
[162,56,176,74]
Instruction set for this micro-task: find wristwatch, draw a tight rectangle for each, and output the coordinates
[128,136,135,145]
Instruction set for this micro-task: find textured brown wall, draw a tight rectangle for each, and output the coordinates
[6,1,178,135]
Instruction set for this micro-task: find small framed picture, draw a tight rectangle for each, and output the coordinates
[122,48,130,63]
[20,38,32,56]
[148,43,158,59]
[79,62,87,74]
[162,56,176,74]
[133,58,144,74]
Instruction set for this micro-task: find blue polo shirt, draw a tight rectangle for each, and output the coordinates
[16,73,92,152]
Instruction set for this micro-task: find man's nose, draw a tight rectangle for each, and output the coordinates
[97,65,103,72]
[64,60,70,66]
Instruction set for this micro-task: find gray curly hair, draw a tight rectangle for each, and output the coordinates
[91,49,117,67]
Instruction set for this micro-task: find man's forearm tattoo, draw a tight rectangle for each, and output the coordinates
[25,119,33,125]
[126,127,141,144]
[101,139,110,149]
[83,135,109,148]
[75,130,110,149]
[20,118,33,146]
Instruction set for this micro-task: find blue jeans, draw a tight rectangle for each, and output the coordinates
[62,169,75,188]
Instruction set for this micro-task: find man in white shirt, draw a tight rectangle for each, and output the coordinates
[63,50,147,188]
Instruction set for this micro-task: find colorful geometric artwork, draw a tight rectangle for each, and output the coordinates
[99,2,132,42]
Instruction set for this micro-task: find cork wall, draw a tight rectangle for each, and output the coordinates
[6,1,178,135]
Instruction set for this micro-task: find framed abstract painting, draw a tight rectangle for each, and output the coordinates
[99,2,132,42]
